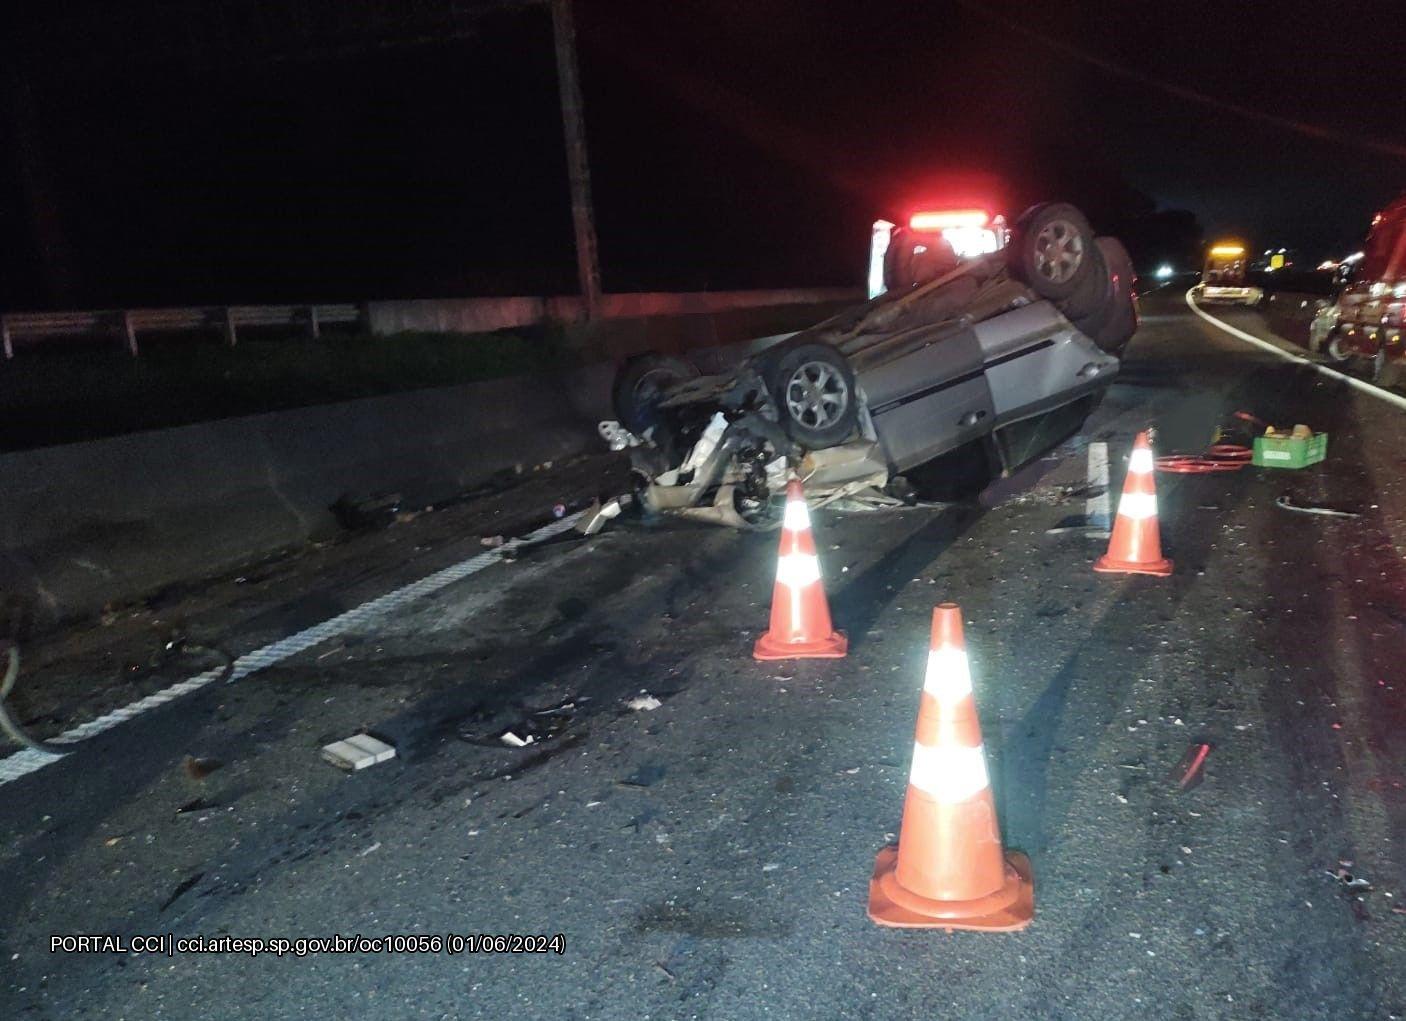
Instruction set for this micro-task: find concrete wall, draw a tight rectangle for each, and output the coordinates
[366,288,860,336]
[367,289,859,366]
[0,373,597,631]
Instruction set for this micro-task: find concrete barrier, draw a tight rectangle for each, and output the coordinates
[366,288,860,337]
[0,372,597,631]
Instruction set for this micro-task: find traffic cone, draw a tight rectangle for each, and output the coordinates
[753,479,847,661]
[1093,431,1173,577]
[868,604,1033,931]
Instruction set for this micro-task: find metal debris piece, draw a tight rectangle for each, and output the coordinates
[500,731,534,748]
[578,495,630,536]
[627,693,663,711]
[1275,495,1361,518]
[598,420,641,451]
[1327,867,1373,892]
[175,797,212,817]
[321,733,397,771]
[1170,742,1213,790]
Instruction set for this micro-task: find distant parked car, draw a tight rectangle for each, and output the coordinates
[1309,193,1406,386]
[609,202,1139,525]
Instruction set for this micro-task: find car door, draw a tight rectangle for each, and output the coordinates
[972,300,1118,427]
[853,321,996,472]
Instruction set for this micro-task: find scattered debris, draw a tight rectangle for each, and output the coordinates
[1327,867,1373,892]
[175,797,212,817]
[159,871,204,913]
[321,733,397,771]
[330,491,402,531]
[616,763,667,789]
[1170,742,1213,790]
[359,842,381,857]
[1275,495,1360,518]
[598,420,641,451]
[627,693,663,712]
[481,535,506,548]
[182,755,223,780]
[577,495,631,536]
[459,698,583,749]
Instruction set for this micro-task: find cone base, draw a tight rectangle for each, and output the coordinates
[753,630,848,661]
[867,846,1034,931]
[1093,555,1173,577]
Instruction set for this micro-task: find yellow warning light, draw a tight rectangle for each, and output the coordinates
[1209,245,1245,257]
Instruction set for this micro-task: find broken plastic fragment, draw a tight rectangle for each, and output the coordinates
[499,731,535,748]
[627,694,663,711]
[1170,742,1212,790]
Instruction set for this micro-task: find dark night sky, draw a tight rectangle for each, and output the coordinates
[2,0,1403,309]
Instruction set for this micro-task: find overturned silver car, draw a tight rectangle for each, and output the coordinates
[607,203,1139,526]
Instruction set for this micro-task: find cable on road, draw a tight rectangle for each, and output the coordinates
[0,644,68,755]
[0,639,235,756]
[1275,495,1361,519]
[1155,445,1252,474]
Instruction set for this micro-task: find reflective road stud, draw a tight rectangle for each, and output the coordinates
[1093,430,1173,577]
[868,604,1033,931]
[753,479,847,661]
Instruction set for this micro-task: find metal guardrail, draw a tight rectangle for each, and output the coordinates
[0,304,364,359]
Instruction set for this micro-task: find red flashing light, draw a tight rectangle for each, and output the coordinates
[909,209,989,231]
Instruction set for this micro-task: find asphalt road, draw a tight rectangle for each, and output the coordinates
[3,291,1405,1020]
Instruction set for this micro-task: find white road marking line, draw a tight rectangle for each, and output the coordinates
[0,512,585,787]
[1185,288,1406,413]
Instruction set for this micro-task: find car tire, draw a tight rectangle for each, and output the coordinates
[767,342,859,449]
[1072,237,1139,354]
[611,353,699,436]
[1058,242,1110,321]
[1007,202,1097,301]
[1324,329,1352,366]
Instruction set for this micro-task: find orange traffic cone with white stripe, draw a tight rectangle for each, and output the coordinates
[868,603,1033,931]
[753,478,847,661]
[1093,430,1173,577]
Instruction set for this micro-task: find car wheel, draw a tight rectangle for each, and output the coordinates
[1324,330,1352,366]
[1072,238,1138,354]
[1008,202,1097,301]
[611,354,699,436]
[768,342,859,449]
[1058,242,1110,321]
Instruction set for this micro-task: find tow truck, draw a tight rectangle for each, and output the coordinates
[1196,243,1263,306]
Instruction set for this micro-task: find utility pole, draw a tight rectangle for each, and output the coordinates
[550,0,602,319]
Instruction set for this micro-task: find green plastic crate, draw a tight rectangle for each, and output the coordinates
[1252,432,1327,469]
